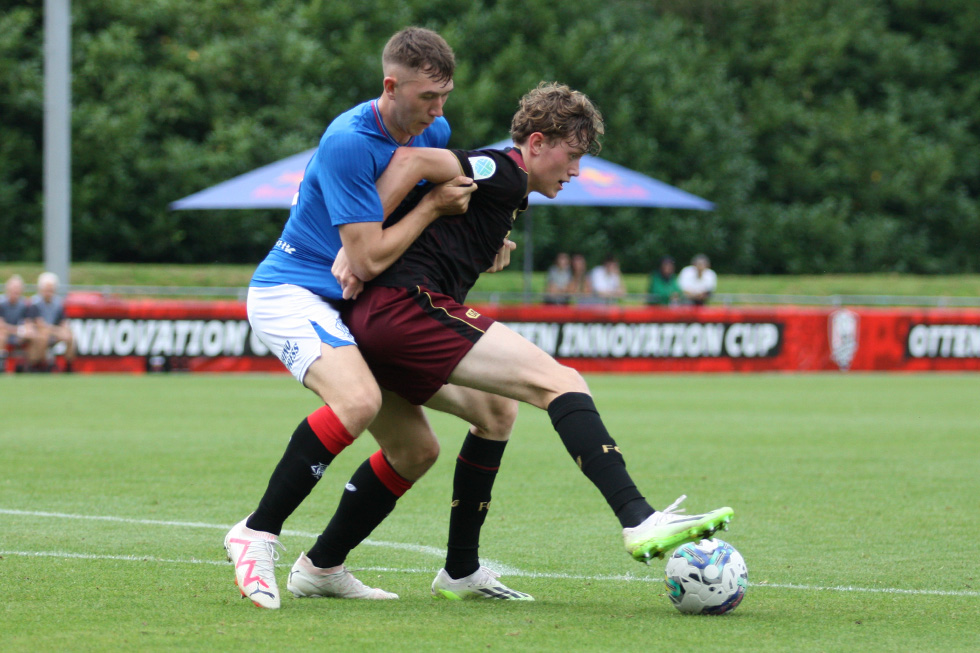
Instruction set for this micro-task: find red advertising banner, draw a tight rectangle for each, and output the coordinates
[57,295,980,374]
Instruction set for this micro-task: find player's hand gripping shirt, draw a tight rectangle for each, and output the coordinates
[250,100,450,299]
[371,148,529,303]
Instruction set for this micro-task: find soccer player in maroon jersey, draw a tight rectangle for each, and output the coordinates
[314,82,735,600]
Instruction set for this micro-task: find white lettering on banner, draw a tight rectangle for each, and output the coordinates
[508,322,561,354]
[153,321,174,355]
[184,321,203,355]
[907,324,980,358]
[174,321,193,355]
[226,321,249,356]
[201,321,222,356]
[114,320,135,355]
[507,322,781,359]
[70,318,784,360]
[70,319,270,358]
[724,323,780,358]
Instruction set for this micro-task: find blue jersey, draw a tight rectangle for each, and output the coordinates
[250,99,451,298]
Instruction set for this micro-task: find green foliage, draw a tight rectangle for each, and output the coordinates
[1,0,978,272]
[0,5,43,260]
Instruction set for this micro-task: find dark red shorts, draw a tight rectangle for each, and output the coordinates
[341,285,496,405]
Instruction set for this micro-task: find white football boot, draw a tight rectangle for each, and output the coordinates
[287,552,398,600]
[224,516,285,609]
[431,566,534,601]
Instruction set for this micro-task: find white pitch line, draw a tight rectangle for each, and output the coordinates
[3,509,978,597]
[1,550,978,597]
[751,582,980,597]
[0,550,232,566]
[0,507,444,554]
[0,508,522,574]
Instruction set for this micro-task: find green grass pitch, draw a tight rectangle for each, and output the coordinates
[1,373,978,651]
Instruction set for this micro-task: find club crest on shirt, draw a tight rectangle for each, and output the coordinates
[469,156,496,180]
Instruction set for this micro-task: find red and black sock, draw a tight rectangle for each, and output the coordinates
[247,405,354,535]
[547,392,654,528]
[307,450,412,569]
[444,432,508,580]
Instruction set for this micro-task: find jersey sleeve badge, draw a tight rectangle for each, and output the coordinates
[468,156,497,180]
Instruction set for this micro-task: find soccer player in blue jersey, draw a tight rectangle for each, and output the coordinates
[225,27,521,609]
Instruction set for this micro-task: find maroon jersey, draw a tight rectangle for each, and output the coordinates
[371,148,529,303]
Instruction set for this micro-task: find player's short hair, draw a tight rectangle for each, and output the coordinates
[382,27,455,84]
[510,82,604,155]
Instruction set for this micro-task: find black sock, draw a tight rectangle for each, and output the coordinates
[445,432,508,579]
[307,457,399,569]
[246,417,335,535]
[547,392,654,528]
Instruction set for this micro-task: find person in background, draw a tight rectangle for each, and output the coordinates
[26,272,76,372]
[569,253,592,299]
[544,252,573,304]
[677,253,717,306]
[0,274,39,371]
[647,255,681,306]
[589,254,625,302]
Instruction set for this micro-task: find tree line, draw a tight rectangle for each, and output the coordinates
[2,0,978,274]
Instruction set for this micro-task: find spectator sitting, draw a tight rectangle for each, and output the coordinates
[589,254,626,303]
[544,252,573,304]
[677,253,717,306]
[1,274,40,371]
[568,253,592,299]
[647,255,681,306]
[26,271,76,372]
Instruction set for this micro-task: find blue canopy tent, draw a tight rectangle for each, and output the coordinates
[171,140,714,292]
[170,149,316,210]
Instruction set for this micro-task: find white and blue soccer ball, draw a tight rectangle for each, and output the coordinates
[664,538,747,615]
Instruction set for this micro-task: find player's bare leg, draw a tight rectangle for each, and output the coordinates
[449,322,733,562]
[448,322,585,409]
[366,388,440,481]
[303,343,382,436]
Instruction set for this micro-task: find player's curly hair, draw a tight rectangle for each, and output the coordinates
[510,82,604,155]
[383,27,455,84]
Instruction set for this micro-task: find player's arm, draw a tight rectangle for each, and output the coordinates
[376,147,465,216]
[339,148,473,282]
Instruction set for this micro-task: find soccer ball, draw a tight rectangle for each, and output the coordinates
[664,539,747,615]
